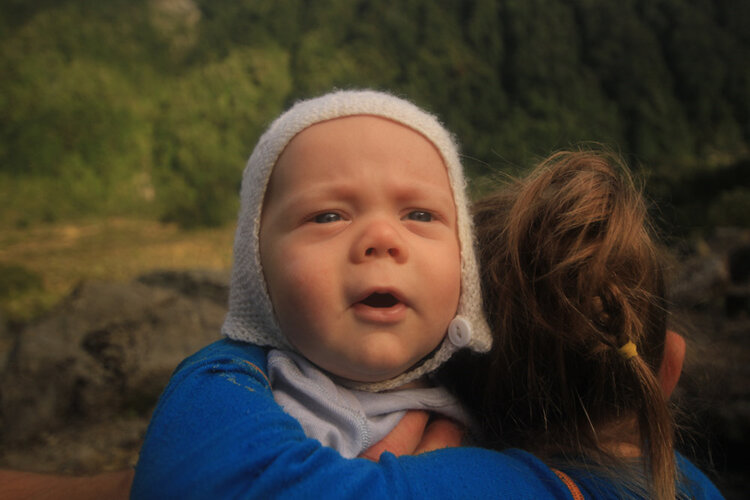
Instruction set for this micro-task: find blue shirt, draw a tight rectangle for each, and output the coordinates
[131,339,724,499]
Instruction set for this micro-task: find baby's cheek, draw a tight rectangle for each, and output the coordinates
[282,257,334,307]
[283,256,319,288]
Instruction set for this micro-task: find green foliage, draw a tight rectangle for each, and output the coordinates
[0,1,159,224]
[1,0,749,230]
[152,46,292,228]
[646,158,750,236]
[2,56,144,176]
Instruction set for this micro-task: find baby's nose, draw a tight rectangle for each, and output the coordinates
[351,219,408,263]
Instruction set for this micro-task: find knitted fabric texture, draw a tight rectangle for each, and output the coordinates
[221,89,491,391]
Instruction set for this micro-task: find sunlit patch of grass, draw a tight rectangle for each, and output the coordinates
[0,217,235,322]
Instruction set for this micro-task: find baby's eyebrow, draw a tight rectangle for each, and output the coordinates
[390,182,455,208]
[279,183,358,209]
[276,179,456,214]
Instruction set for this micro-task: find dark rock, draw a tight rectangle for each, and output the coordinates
[669,254,728,309]
[0,312,13,380]
[137,269,229,305]
[726,245,750,317]
[0,273,227,446]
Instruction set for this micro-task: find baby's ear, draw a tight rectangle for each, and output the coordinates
[658,330,686,399]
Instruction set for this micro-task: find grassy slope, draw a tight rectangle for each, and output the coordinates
[0,218,234,323]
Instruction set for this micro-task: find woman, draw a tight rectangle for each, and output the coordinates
[440,149,716,498]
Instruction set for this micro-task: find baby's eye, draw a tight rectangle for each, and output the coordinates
[313,212,342,223]
[405,210,434,222]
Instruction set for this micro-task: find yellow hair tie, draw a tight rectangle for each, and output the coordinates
[618,341,638,360]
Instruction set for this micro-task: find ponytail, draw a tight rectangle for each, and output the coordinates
[460,149,676,499]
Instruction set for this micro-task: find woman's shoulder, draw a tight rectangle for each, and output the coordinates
[561,451,726,500]
[676,452,726,499]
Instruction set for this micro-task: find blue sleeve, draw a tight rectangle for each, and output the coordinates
[131,340,572,500]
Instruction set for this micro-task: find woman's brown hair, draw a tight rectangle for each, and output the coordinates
[443,149,675,498]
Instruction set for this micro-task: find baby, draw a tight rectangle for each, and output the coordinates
[221,89,492,457]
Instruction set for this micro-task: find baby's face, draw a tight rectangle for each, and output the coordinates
[259,115,461,383]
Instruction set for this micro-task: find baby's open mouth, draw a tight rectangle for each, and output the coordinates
[360,292,400,308]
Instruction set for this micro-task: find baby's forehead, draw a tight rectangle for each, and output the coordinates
[267,115,453,195]
[280,115,443,157]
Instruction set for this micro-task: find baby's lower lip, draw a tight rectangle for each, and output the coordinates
[352,302,408,324]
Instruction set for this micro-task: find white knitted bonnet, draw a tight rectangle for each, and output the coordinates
[222,89,491,391]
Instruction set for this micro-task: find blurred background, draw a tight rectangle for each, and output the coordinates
[0,0,748,497]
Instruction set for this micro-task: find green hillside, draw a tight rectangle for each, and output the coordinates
[2,0,749,231]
